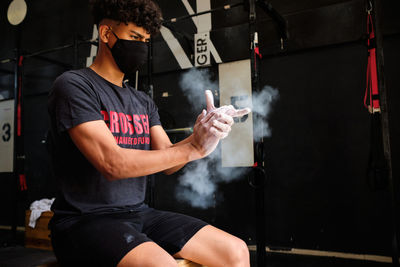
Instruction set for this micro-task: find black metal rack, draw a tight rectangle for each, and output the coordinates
[0,35,98,242]
[160,2,288,266]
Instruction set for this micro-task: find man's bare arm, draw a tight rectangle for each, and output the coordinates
[150,125,194,175]
[68,110,222,181]
[68,120,199,180]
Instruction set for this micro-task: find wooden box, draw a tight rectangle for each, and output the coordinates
[25,210,54,250]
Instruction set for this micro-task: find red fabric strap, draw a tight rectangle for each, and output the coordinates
[255,47,262,59]
[19,174,27,191]
[254,46,262,70]
[364,13,380,113]
[17,56,23,136]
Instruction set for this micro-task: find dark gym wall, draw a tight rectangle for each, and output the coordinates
[261,43,388,254]
[148,0,400,256]
[0,0,93,226]
[0,0,399,259]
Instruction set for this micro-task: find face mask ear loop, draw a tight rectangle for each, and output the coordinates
[110,30,119,40]
[106,27,119,50]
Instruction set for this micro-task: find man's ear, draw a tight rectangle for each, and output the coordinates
[98,24,112,44]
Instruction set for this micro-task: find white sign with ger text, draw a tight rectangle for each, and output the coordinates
[195,32,211,67]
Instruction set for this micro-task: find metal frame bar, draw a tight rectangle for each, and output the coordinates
[4,35,98,242]
[0,39,98,67]
[163,2,244,24]
[248,1,267,265]
[372,0,399,265]
[160,3,287,266]
[11,47,21,241]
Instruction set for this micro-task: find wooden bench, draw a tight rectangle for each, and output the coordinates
[176,259,204,267]
[37,259,203,267]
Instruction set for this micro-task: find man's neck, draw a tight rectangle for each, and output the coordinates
[89,49,125,87]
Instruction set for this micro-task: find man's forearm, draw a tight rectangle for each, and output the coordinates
[163,135,194,175]
[69,121,202,181]
[108,140,199,180]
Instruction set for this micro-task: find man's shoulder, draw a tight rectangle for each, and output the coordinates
[52,68,95,91]
[50,68,96,100]
[55,68,91,84]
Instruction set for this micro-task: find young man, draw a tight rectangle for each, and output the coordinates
[47,0,251,266]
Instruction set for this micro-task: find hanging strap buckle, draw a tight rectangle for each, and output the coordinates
[366,0,372,14]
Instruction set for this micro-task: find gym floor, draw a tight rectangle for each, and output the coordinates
[0,230,391,267]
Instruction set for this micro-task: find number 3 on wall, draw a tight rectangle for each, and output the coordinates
[0,100,15,173]
[2,123,11,142]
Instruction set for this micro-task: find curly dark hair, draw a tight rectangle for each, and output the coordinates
[90,0,163,35]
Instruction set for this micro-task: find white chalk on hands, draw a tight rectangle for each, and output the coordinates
[204,90,251,118]
[191,90,251,158]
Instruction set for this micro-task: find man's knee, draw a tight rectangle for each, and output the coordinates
[226,238,250,267]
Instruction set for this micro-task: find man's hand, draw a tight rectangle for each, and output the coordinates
[191,110,233,158]
[205,90,251,119]
[191,90,251,158]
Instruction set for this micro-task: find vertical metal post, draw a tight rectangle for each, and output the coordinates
[371,0,399,265]
[147,37,155,207]
[249,0,267,266]
[11,48,19,241]
[12,25,25,241]
[73,33,79,69]
[147,38,154,99]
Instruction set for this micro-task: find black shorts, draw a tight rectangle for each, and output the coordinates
[50,206,208,267]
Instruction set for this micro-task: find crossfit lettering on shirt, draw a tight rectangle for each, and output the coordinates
[101,110,150,146]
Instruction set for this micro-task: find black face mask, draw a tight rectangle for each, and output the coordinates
[107,31,148,76]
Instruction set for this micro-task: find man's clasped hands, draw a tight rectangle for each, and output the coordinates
[191,90,251,157]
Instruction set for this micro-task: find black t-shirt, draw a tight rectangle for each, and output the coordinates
[48,68,161,216]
